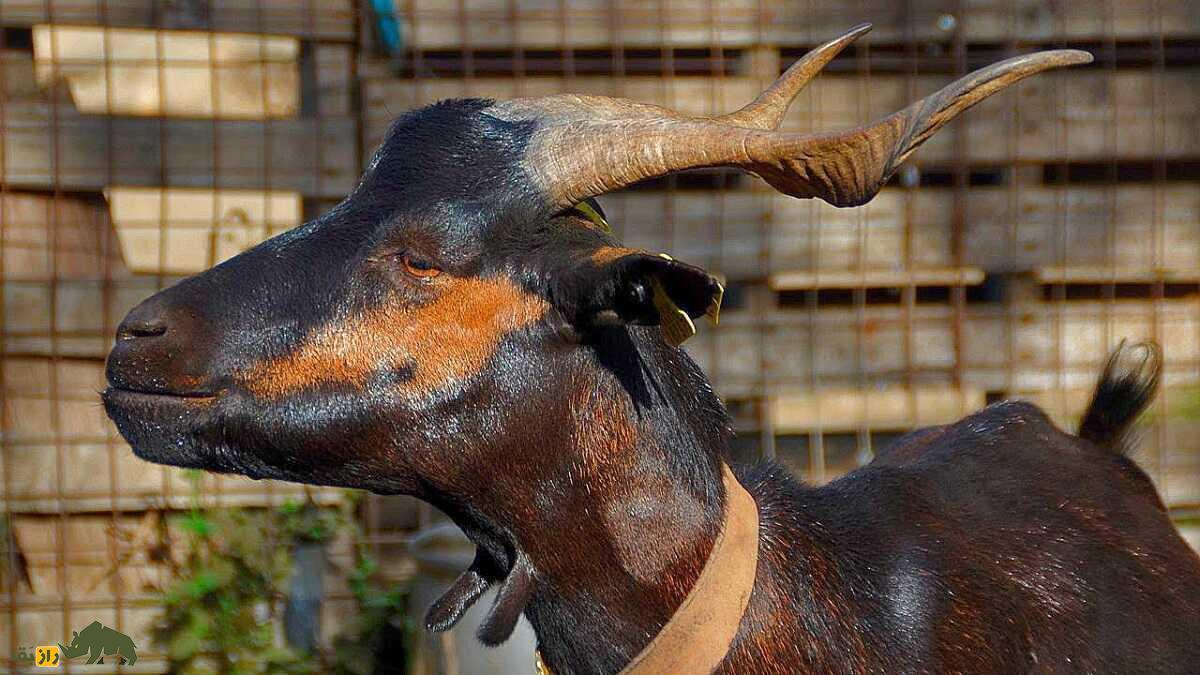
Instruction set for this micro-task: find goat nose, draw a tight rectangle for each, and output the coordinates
[116,316,168,341]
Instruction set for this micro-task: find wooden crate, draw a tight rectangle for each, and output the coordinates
[394,0,1198,49]
[1,191,123,283]
[783,68,1200,162]
[959,301,1200,393]
[0,357,345,512]
[1,102,357,198]
[685,296,1200,397]
[0,0,357,41]
[611,188,959,279]
[964,184,1200,273]
[33,26,301,120]
[1,50,44,102]
[1017,301,1200,389]
[685,304,962,395]
[107,187,303,275]
[964,68,1200,162]
[769,385,986,433]
[602,189,769,279]
[2,191,163,358]
[603,181,1199,281]
[398,0,764,49]
[3,277,167,358]
[958,0,1200,41]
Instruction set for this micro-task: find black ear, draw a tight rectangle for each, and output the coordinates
[552,248,723,346]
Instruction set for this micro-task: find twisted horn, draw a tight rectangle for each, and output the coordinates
[484,29,1091,214]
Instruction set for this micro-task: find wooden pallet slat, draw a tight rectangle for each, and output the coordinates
[2,103,358,198]
[0,0,356,41]
[106,186,302,274]
[33,25,301,120]
[769,385,987,433]
[392,0,1198,49]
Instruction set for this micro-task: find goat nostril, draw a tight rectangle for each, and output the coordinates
[120,321,168,340]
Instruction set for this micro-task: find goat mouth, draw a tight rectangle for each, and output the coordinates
[103,386,218,403]
[103,385,228,472]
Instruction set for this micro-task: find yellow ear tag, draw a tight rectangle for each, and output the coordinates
[660,253,724,327]
[574,201,612,234]
[706,281,724,326]
[648,276,696,347]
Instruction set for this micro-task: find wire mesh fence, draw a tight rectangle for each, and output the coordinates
[1,0,1197,671]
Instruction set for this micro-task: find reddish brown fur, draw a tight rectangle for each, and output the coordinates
[589,246,640,266]
[242,276,547,399]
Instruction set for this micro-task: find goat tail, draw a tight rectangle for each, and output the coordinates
[1077,340,1161,454]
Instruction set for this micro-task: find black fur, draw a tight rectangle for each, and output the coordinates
[103,95,1200,674]
[1078,340,1162,454]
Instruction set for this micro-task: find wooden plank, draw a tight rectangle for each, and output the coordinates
[965,184,1200,273]
[314,43,354,117]
[2,278,170,358]
[1034,266,1200,284]
[1,50,44,102]
[399,0,764,49]
[769,385,987,433]
[958,0,1200,41]
[964,68,1200,162]
[771,267,984,290]
[106,187,302,274]
[393,0,1198,49]
[603,190,769,280]
[33,25,300,120]
[962,301,1200,392]
[685,299,1200,398]
[0,358,344,512]
[1,191,125,283]
[606,182,1199,281]
[785,68,1200,162]
[1,102,357,198]
[0,0,356,41]
[685,304,961,392]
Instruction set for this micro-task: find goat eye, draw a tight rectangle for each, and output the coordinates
[401,251,441,280]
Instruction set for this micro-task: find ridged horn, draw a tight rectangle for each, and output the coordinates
[484,33,1091,214]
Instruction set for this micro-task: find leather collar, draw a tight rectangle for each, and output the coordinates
[537,464,760,674]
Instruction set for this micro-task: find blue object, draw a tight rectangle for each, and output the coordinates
[371,0,402,54]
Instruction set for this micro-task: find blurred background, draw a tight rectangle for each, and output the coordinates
[0,0,1197,672]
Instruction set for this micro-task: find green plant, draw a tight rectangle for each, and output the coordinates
[157,491,311,674]
[327,554,412,675]
[153,477,414,674]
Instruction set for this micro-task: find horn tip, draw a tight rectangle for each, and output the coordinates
[1035,49,1094,67]
[1063,49,1094,65]
[848,22,873,36]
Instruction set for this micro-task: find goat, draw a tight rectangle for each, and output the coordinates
[103,25,1200,673]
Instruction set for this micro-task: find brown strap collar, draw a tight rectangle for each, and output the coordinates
[536,465,759,674]
[619,463,760,673]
